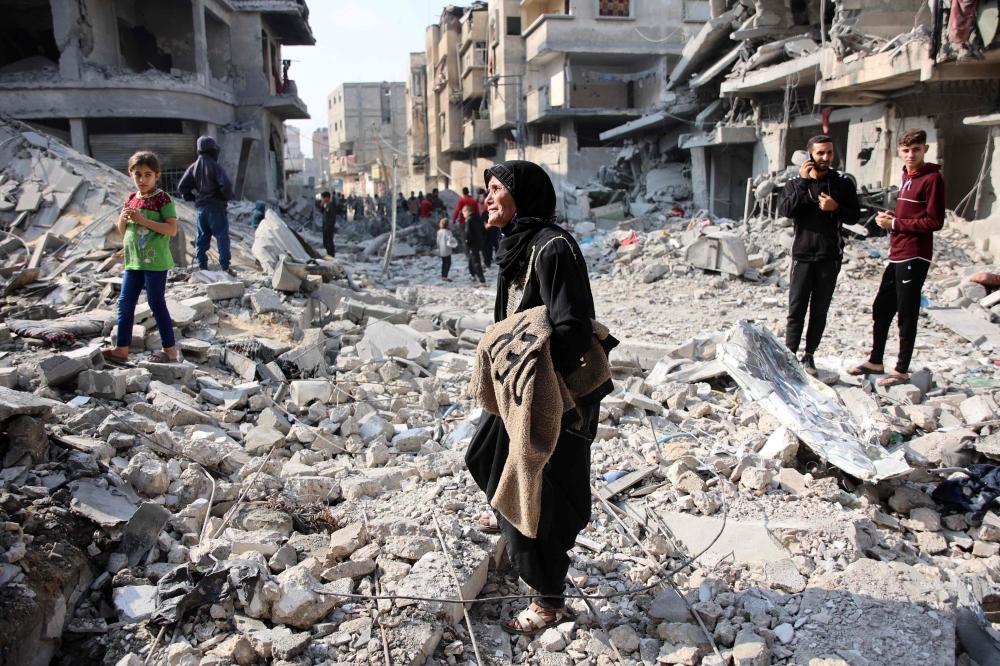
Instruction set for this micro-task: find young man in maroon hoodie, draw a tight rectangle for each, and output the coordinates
[850,128,945,386]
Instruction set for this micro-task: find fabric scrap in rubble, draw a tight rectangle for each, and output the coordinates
[718,320,910,481]
[932,464,1000,515]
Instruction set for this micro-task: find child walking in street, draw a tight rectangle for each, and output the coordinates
[178,136,236,275]
[438,218,458,282]
[103,151,178,365]
[849,127,945,385]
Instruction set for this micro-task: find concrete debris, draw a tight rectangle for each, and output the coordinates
[2,95,1000,666]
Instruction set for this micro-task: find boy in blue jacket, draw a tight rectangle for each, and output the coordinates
[179,136,236,275]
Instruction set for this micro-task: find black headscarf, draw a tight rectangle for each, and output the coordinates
[485,161,557,281]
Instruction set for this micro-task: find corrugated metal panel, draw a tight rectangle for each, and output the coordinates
[89,134,198,172]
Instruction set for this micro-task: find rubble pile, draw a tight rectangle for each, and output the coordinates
[6,116,1000,666]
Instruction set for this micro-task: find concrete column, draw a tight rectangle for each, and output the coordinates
[690,146,709,211]
[50,0,82,80]
[192,0,210,86]
[69,119,89,156]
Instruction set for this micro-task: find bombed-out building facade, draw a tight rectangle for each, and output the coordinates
[597,0,1000,230]
[399,0,1000,228]
[0,0,314,203]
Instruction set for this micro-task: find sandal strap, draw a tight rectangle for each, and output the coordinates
[516,608,547,631]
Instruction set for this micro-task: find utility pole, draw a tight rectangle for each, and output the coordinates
[382,153,399,277]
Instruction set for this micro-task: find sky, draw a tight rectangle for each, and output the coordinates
[284,1,457,158]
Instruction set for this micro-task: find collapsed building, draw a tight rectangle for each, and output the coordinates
[599,0,1000,229]
[0,0,315,203]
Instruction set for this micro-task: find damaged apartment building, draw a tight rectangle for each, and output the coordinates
[404,0,703,214]
[600,0,1000,228]
[0,0,315,203]
[328,82,408,197]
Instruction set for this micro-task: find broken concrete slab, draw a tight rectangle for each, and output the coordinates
[393,546,489,624]
[38,354,86,387]
[684,232,751,276]
[658,512,791,563]
[206,280,246,301]
[252,209,313,273]
[251,288,286,314]
[0,386,60,421]
[69,479,139,527]
[272,257,303,292]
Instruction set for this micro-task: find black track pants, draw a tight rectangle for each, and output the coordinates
[785,258,841,355]
[869,259,930,374]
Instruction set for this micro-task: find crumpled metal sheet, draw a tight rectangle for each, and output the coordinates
[718,320,909,481]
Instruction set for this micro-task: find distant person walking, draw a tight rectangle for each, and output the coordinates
[408,191,419,215]
[777,134,860,375]
[464,204,487,287]
[438,218,458,281]
[178,136,236,275]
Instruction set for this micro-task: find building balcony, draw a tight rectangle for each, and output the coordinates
[441,118,464,155]
[814,40,1000,105]
[264,82,310,120]
[526,86,645,124]
[462,68,487,101]
[0,73,236,125]
[523,14,682,64]
[463,119,496,149]
[330,155,363,177]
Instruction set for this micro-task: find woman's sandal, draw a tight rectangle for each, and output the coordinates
[101,348,131,366]
[877,374,909,387]
[147,350,178,364]
[477,513,501,534]
[502,604,576,636]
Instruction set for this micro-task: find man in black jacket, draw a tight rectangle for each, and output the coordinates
[778,135,860,375]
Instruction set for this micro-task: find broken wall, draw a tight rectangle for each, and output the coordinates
[567,56,665,111]
[85,0,119,67]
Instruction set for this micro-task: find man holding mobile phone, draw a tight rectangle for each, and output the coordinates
[849,128,944,386]
[778,135,860,375]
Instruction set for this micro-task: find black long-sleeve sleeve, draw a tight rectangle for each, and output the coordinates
[778,177,813,219]
[835,180,861,227]
[534,240,594,374]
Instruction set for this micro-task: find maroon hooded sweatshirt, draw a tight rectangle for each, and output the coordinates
[890,163,945,262]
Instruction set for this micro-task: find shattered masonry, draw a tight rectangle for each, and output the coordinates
[4,1,1000,666]
[4,103,1000,666]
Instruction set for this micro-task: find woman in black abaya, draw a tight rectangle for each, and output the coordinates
[465,161,599,635]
